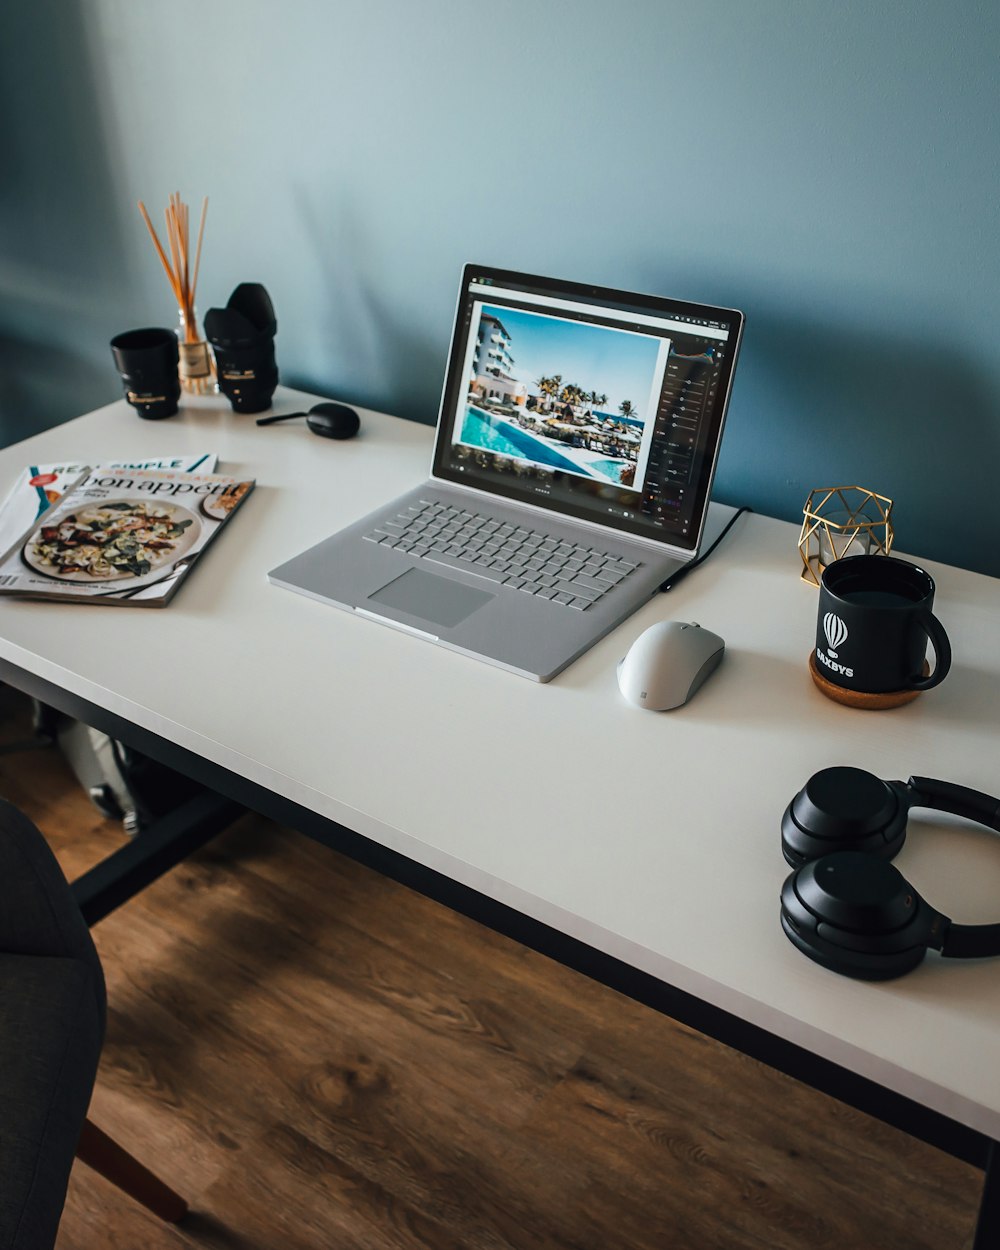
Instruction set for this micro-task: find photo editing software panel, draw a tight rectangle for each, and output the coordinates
[432,267,743,551]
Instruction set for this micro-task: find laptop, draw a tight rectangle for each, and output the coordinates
[269,264,744,681]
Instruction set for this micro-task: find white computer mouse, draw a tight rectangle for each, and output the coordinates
[617,620,725,711]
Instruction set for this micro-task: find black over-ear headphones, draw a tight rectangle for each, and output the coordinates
[780,766,1000,980]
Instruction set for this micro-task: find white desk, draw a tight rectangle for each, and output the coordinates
[1,388,999,1237]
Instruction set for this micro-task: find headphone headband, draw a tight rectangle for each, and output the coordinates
[780,768,1000,979]
[908,776,1000,832]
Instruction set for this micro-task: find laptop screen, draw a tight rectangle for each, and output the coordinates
[430,265,743,554]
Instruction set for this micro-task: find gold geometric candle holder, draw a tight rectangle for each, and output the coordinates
[798,486,894,586]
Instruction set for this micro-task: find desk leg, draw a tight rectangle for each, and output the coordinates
[71,790,243,926]
[974,1141,1000,1250]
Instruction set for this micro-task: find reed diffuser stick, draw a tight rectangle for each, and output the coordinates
[137,201,182,306]
[191,197,208,308]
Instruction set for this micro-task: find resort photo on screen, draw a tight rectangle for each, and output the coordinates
[455,303,669,491]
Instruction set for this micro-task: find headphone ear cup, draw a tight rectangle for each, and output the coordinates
[781,766,907,867]
[780,852,931,980]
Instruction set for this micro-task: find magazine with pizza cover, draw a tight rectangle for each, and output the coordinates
[0,466,254,606]
[0,452,218,554]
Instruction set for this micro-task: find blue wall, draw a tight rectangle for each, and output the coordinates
[1,0,997,574]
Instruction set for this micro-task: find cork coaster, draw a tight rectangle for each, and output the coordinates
[808,652,928,710]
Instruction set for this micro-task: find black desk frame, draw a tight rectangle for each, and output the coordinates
[3,656,997,1248]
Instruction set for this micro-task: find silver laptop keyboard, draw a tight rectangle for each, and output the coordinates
[363,498,640,610]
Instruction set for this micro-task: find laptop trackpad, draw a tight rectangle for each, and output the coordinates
[367,569,494,628]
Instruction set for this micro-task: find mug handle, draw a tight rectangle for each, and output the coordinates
[909,611,952,690]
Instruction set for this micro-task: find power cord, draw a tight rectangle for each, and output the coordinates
[658,506,752,593]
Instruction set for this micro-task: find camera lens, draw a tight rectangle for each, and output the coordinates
[204,283,278,413]
[110,327,181,419]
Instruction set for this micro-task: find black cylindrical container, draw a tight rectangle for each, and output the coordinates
[816,554,951,693]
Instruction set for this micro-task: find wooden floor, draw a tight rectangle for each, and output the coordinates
[0,688,981,1250]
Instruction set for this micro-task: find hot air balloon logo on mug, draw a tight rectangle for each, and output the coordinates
[823,612,848,657]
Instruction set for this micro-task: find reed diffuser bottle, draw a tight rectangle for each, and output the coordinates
[138,193,215,395]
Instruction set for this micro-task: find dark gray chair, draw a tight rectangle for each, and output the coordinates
[0,798,186,1248]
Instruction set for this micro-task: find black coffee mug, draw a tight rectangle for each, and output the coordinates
[110,327,181,419]
[816,555,951,693]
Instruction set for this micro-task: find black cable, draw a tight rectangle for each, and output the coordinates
[658,506,752,593]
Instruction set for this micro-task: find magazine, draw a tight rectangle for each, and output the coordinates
[0,466,254,607]
[0,452,218,555]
